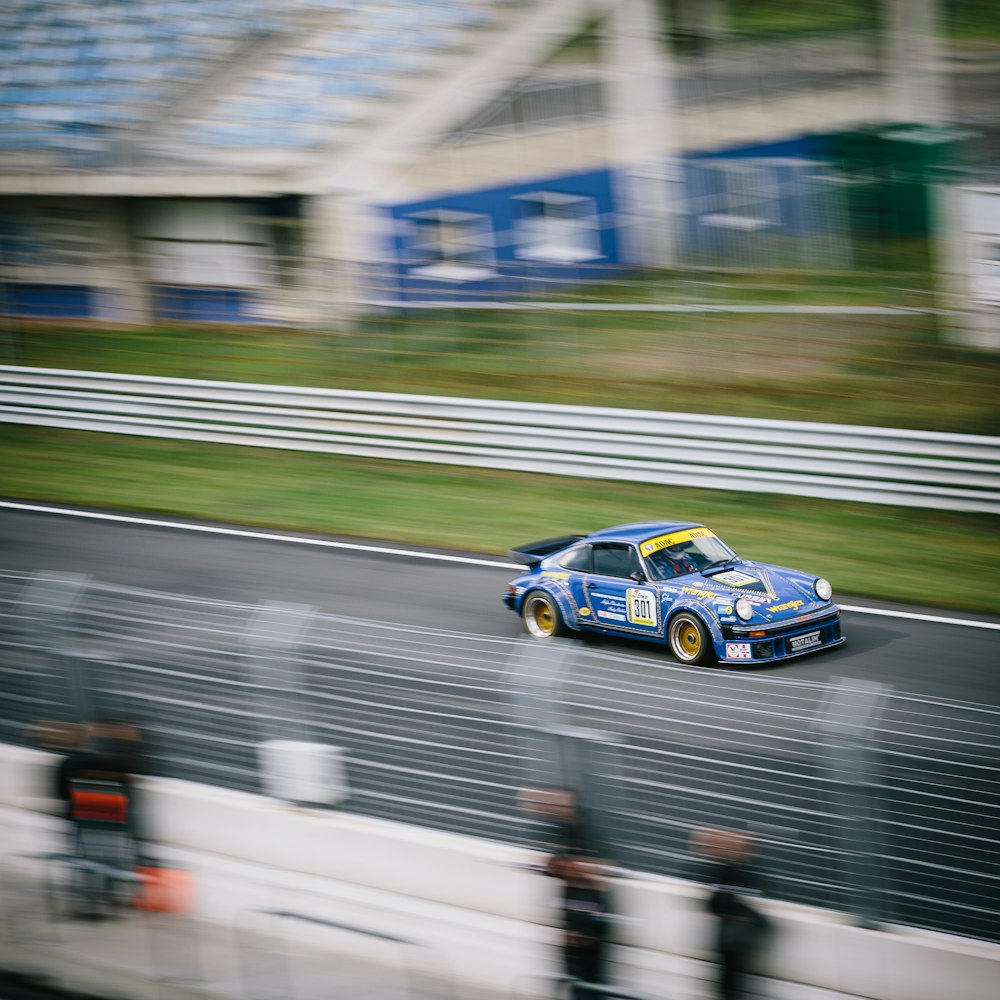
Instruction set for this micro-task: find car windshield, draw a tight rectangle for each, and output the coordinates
[640,529,739,581]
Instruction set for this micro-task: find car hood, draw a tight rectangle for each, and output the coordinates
[666,560,831,622]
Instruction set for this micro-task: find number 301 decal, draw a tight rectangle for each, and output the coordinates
[627,588,656,627]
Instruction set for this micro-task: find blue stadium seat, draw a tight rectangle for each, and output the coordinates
[320,76,391,99]
[192,122,320,148]
[0,0,495,156]
[0,127,59,150]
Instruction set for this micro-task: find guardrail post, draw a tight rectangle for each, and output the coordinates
[817,676,892,929]
[550,725,627,862]
[506,640,578,790]
[505,642,624,857]
[17,571,91,723]
[244,601,315,745]
[245,602,351,806]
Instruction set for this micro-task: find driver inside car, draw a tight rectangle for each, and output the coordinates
[660,543,699,578]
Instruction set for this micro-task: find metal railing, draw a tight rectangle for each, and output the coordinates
[2,569,998,944]
[2,365,999,513]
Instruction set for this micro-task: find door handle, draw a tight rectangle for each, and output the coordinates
[585,582,598,589]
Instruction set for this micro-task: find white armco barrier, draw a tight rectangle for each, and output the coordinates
[1,742,997,1000]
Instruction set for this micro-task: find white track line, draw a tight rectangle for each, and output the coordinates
[2,500,998,630]
[0,500,514,568]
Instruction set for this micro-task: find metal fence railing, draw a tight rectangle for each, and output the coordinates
[2,366,999,513]
[2,568,998,944]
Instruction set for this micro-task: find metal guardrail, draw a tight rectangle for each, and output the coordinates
[2,365,999,514]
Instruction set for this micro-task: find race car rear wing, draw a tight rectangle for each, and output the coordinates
[508,534,585,568]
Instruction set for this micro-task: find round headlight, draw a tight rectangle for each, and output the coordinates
[815,578,833,601]
[735,598,754,621]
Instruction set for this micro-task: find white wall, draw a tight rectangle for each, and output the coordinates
[1,743,997,1000]
[938,185,1000,349]
[135,200,274,289]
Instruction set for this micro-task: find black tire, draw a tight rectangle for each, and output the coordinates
[667,611,714,665]
[521,590,568,640]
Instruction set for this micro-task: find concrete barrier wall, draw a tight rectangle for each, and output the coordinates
[1,743,997,1000]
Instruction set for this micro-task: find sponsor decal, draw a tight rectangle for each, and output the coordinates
[711,569,760,587]
[682,586,716,600]
[640,527,716,557]
[579,607,591,616]
[597,610,626,622]
[789,630,821,651]
[719,616,737,623]
[767,599,805,613]
[627,588,656,627]
[725,642,752,660]
[542,571,570,580]
[716,604,734,614]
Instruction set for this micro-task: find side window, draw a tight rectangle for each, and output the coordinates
[592,544,633,579]
[558,545,592,573]
[403,209,496,281]
[513,192,601,263]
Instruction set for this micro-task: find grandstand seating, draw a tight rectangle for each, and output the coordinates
[0,0,506,164]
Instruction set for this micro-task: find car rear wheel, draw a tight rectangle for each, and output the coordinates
[522,591,567,640]
[668,612,714,665]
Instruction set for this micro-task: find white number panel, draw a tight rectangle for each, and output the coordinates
[627,588,657,627]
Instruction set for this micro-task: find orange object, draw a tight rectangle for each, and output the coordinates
[70,789,128,823]
[133,867,196,913]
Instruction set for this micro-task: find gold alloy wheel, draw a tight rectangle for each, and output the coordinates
[523,592,562,639]
[668,612,711,665]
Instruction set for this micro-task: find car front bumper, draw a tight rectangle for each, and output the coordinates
[719,608,843,664]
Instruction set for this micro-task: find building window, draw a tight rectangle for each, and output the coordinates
[979,241,1000,263]
[971,240,1000,305]
[513,192,602,263]
[137,200,272,288]
[404,209,496,282]
[697,162,780,232]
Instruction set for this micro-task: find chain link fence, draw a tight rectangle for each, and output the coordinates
[1,568,997,944]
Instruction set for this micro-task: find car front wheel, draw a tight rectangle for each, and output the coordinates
[668,612,714,665]
[522,590,568,640]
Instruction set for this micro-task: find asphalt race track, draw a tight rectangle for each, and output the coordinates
[1,502,998,943]
[2,503,996,705]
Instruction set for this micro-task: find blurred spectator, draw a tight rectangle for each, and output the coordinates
[545,853,614,1000]
[691,828,772,1000]
[51,717,149,865]
[47,716,150,918]
[519,785,598,857]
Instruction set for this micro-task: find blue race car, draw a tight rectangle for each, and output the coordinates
[502,521,843,666]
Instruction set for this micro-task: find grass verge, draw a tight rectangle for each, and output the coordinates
[2,425,997,615]
[5,310,999,434]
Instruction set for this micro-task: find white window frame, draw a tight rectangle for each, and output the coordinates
[404,209,496,282]
[512,191,603,263]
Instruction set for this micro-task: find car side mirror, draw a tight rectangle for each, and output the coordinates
[631,570,646,583]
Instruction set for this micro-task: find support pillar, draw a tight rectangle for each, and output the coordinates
[601,0,679,268]
[884,0,947,124]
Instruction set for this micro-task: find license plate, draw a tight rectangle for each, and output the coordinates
[789,630,821,652]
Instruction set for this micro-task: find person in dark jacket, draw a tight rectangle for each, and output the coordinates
[53,719,148,865]
[691,828,771,1000]
[546,853,613,1000]
[519,786,599,857]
